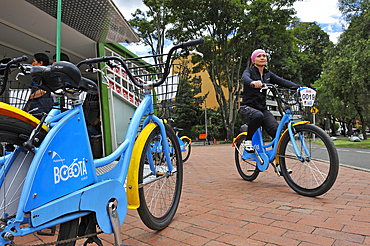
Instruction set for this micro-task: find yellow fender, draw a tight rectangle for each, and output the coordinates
[232,132,248,147]
[275,121,310,165]
[180,136,192,144]
[0,101,48,132]
[126,122,157,209]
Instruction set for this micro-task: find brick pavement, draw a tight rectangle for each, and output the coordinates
[14,144,370,245]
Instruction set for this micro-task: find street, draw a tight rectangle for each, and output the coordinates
[335,146,370,171]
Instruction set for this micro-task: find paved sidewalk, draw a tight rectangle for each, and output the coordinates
[15,144,370,245]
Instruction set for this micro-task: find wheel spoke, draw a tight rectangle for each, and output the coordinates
[137,124,183,230]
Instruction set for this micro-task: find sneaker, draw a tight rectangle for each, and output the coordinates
[276,164,292,174]
[244,140,254,153]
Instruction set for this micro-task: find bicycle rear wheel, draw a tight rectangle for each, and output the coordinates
[235,135,259,181]
[57,218,79,246]
[278,124,339,196]
[58,214,102,246]
[0,115,46,222]
[137,123,183,230]
[181,138,191,162]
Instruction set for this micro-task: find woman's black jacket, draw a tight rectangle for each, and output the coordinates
[241,66,300,111]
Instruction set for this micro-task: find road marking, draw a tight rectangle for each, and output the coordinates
[356,150,370,154]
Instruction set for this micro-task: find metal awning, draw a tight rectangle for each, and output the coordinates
[25,0,140,43]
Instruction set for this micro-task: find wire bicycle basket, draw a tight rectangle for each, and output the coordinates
[0,80,33,109]
[272,86,317,117]
[153,64,190,118]
[0,79,91,120]
[0,80,55,118]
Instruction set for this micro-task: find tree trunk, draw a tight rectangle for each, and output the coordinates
[355,105,367,139]
[359,114,367,140]
[330,115,336,136]
[347,121,352,136]
[340,121,346,137]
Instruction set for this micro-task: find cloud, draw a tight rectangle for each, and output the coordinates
[115,0,148,20]
[293,0,343,43]
[123,42,153,63]
[116,0,343,47]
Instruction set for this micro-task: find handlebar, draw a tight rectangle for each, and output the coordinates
[257,83,300,106]
[77,38,204,88]
[0,55,28,95]
[178,38,205,49]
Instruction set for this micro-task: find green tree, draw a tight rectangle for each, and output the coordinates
[128,0,331,140]
[168,0,298,140]
[128,0,172,64]
[339,0,370,22]
[313,9,370,139]
[172,61,206,137]
[290,21,332,87]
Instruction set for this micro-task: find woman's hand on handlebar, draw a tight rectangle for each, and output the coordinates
[251,80,263,89]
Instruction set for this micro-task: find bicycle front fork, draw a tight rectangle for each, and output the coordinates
[287,122,310,162]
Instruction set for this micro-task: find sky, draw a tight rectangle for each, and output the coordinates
[115,0,343,57]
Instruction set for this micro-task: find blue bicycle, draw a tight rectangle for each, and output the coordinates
[233,84,339,197]
[0,38,204,245]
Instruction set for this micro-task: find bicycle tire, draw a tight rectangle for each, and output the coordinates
[0,115,47,222]
[57,218,79,246]
[0,115,47,148]
[58,213,102,246]
[235,135,259,181]
[181,138,191,162]
[278,124,339,197]
[137,123,183,230]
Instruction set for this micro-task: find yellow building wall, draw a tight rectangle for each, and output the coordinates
[177,56,229,109]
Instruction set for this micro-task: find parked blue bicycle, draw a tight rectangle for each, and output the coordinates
[0,38,204,245]
[233,84,339,197]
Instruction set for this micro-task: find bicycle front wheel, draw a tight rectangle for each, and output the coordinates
[278,124,339,197]
[235,135,259,181]
[137,123,183,230]
[181,138,191,162]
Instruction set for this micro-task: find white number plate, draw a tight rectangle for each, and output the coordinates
[299,87,316,107]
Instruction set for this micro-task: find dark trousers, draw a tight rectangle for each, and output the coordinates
[239,106,278,140]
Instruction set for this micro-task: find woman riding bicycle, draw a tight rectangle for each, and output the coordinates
[239,49,301,153]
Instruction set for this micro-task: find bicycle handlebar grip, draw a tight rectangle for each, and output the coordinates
[181,38,205,48]
[76,57,108,67]
[249,81,266,88]
[11,55,28,64]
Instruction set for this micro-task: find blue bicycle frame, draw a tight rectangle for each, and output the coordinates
[241,109,310,172]
[0,90,174,244]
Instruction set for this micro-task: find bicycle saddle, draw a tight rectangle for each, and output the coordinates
[31,61,97,94]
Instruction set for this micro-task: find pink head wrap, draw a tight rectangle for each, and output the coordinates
[251,49,266,64]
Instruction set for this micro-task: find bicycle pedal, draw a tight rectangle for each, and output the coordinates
[275,165,292,175]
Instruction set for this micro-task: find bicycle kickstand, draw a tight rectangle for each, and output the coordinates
[108,202,126,246]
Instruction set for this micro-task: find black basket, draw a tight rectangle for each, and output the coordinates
[0,80,33,109]
[152,64,190,115]
[274,87,317,116]
[0,80,55,120]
